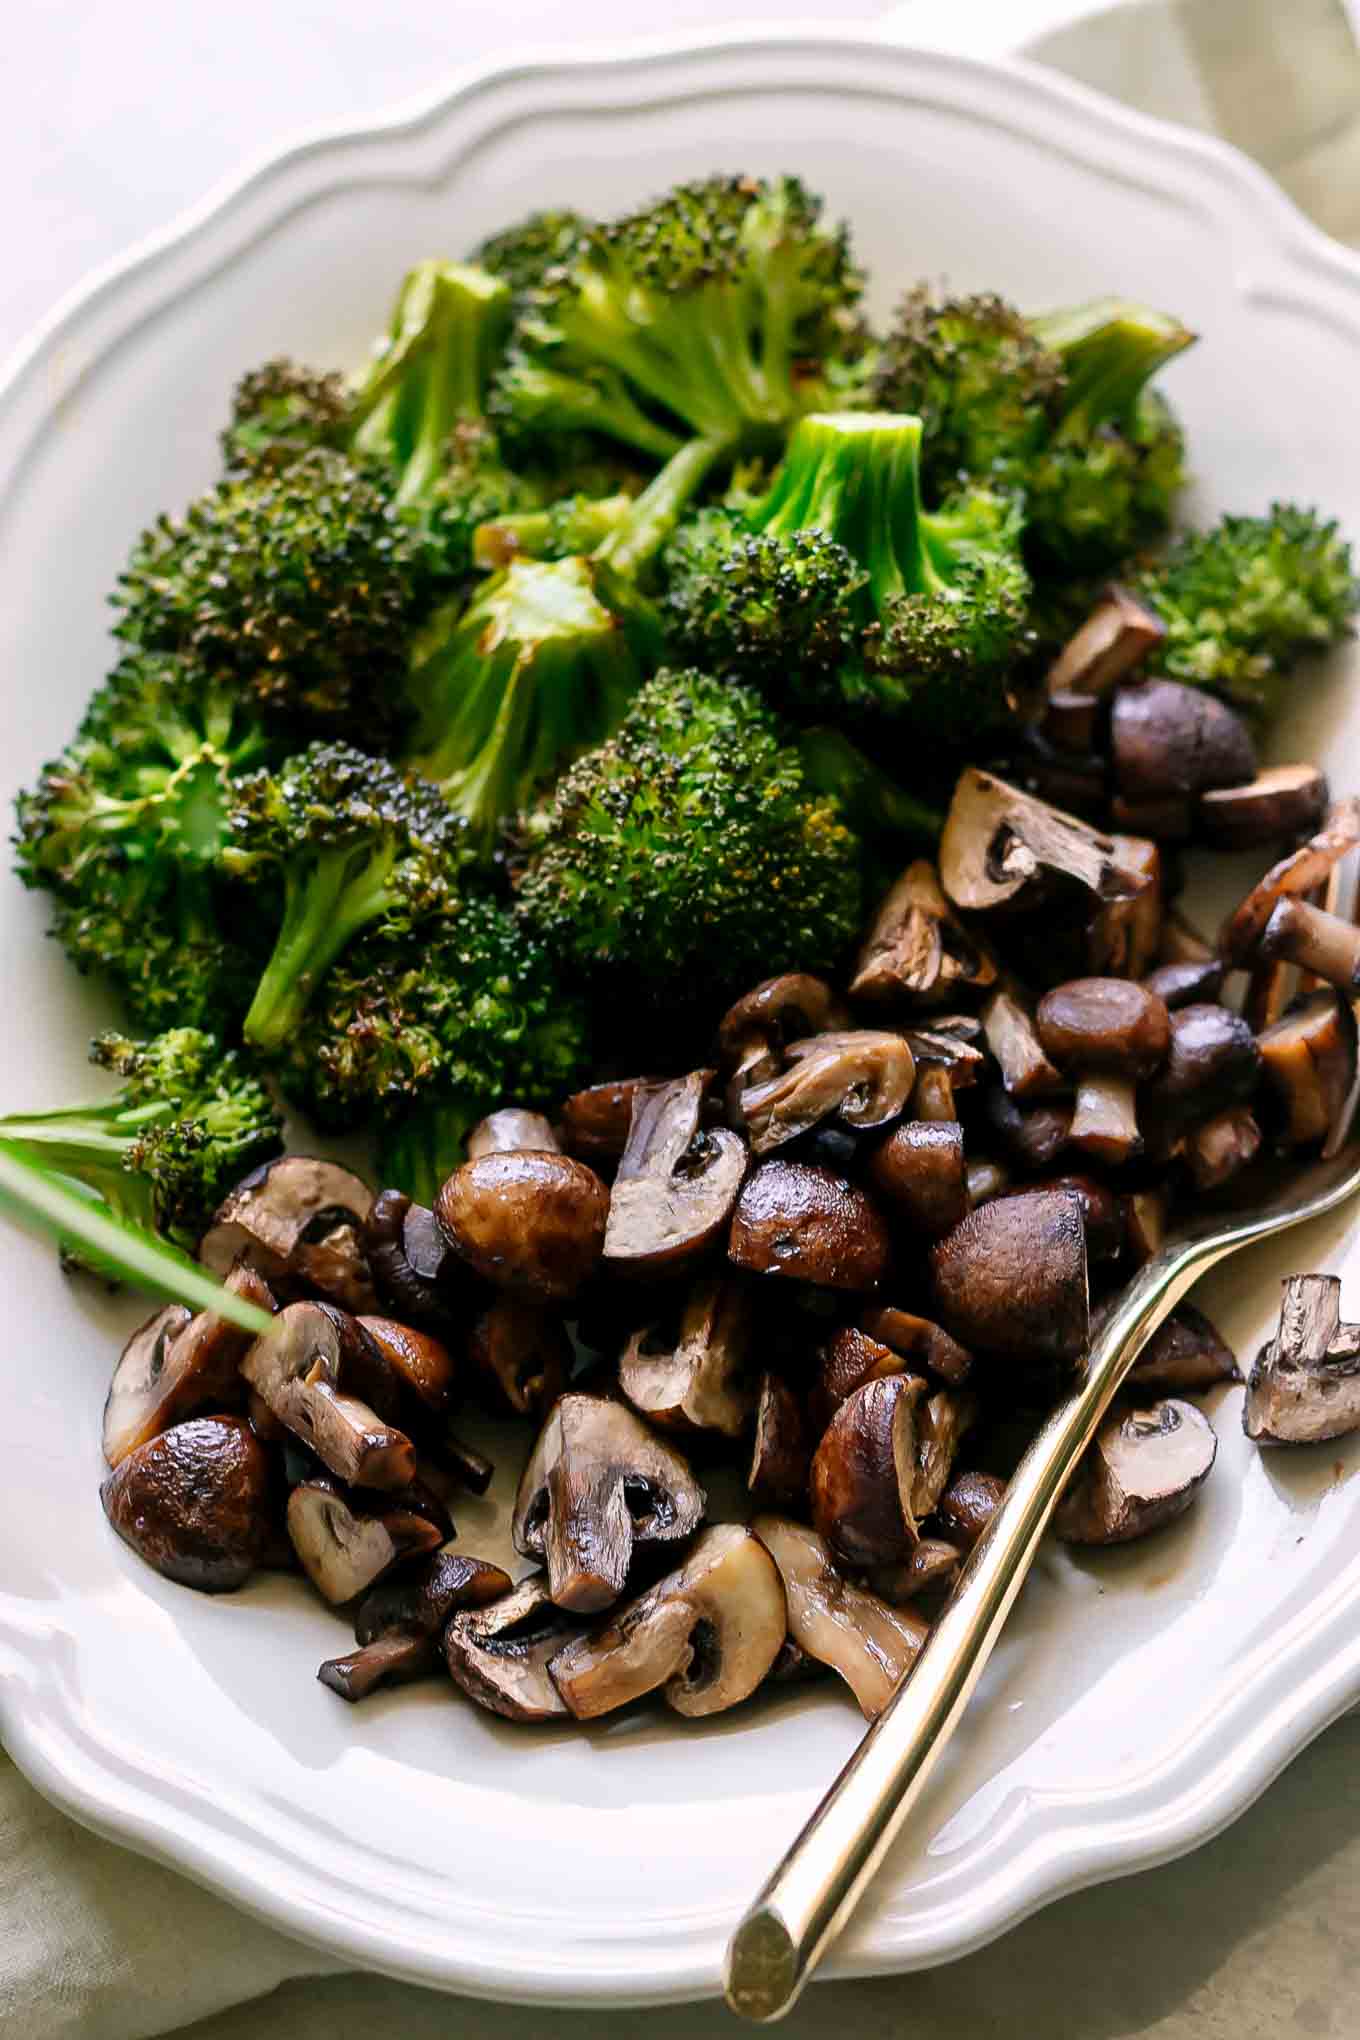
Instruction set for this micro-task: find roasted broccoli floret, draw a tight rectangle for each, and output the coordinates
[663,410,1032,739]
[492,175,863,461]
[403,437,721,845]
[473,209,592,299]
[1138,504,1358,721]
[281,895,589,1206]
[0,1028,280,1251]
[222,360,354,473]
[224,743,469,1051]
[112,450,423,749]
[515,668,861,1001]
[875,290,1194,572]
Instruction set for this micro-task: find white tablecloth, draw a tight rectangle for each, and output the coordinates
[6,4,1360,2035]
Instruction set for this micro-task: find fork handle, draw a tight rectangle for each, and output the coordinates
[724,1234,1222,2023]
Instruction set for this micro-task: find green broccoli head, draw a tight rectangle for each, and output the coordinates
[280,893,590,1206]
[112,450,423,750]
[0,1027,280,1250]
[472,210,593,299]
[222,359,355,473]
[491,174,863,460]
[225,742,469,1051]
[1139,503,1358,720]
[515,668,862,1002]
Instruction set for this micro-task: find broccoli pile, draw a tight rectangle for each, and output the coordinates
[11,171,1357,1243]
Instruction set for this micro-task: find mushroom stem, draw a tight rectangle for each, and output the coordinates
[1069,1073,1142,1165]
[1259,896,1360,991]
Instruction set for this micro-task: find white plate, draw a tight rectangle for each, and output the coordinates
[3,28,1360,2008]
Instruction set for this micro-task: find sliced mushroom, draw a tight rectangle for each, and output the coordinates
[603,1072,745,1273]
[737,1032,914,1156]
[1183,1106,1262,1191]
[1086,834,1163,979]
[1036,977,1171,1166]
[101,1415,270,1592]
[364,1190,463,1335]
[1141,957,1224,1010]
[318,1550,510,1701]
[983,1086,1073,1170]
[729,1159,891,1292]
[748,1372,811,1507]
[981,984,1063,1099]
[1143,1002,1262,1153]
[940,768,1138,916]
[752,1515,929,1721]
[619,1277,754,1438]
[1110,679,1256,801]
[240,1301,417,1489]
[199,1157,375,1311]
[914,1387,978,1519]
[444,1573,591,1721]
[512,1393,706,1613]
[717,974,849,1096]
[866,1539,962,1604]
[465,1109,560,1160]
[850,861,997,1008]
[559,1077,659,1164]
[1197,764,1329,851]
[548,1524,786,1720]
[436,1150,609,1300]
[1054,1398,1217,1544]
[1045,584,1165,697]
[103,1306,194,1469]
[1122,1187,1168,1268]
[826,1311,974,1405]
[1258,896,1360,991]
[356,1315,457,1424]
[934,1469,1006,1551]
[467,1297,570,1418]
[930,1188,1089,1369]
[1220,798,1360,964]
[1127,1302,1240,1393]
[810,1374,926,1566]
[286,1477,448,1604]
[1244,1273,1360,1445]
[866,1120,969,1237]
[1257,992,1357,1148]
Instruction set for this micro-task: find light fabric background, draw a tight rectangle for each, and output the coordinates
[5,4,1360,2036]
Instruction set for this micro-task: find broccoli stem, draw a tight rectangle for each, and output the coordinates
[473,491,637,568]
[242,845,399,1051]
[797,725,943,844]
[1031,299,1194,439]
[755,412,944,611]
[593,436,729,580]
[378,1100,479,1209]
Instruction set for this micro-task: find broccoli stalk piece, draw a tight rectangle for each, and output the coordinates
[404,435,723,845]
[1138,504,1358,721]
[515,667,862,1003]
[492,175,863,460]
[224,744,468,1052]
[472,489,637,569]
[0,1029,281,1252]
[664,410,1032,739]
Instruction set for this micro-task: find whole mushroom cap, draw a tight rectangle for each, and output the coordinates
[101,1415,270,1593]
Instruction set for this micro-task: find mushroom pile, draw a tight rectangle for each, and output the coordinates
[97,700,1360,1732]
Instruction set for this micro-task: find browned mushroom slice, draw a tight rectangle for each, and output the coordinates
[286,1477,447,1604]
[1257,993,1356,1148]
[934,1470,1006,1551]
[103,1305,192,1468]
[752,1515,929,1721]
[1054,1398,1217,1544]
[748,1372,810,1507]
[619,1278,754,1438]
[1111,679,1256,801]
[1143,1002,1262,1153]
[1244,1273,1360,1445]
[728,1160,891,1292]
[548,1524,786,1720]
[436,1150,609,1300]
[965,1156,1011,1206]
[1122,1188,1168,1268]
[1198,764,1329,851]
[1107,793,1192,843]
[1183,1107,1262,1191]
[467,1297,570,1418]
[559,1077,660,1164]
[866,1121,969,1238]
[364,1190,462,1335]
[738,1031,914,1156]
[318,1549,511,1701]
[445,1573,591,1721]
[1045,584,1165,697]
[200,1157,376,1310]
[1127,1302,1240,1393]
[1042,691,1102,755]
[1086,834,1163,979]
[101,1415,270,1592]
[717,974,849,1089]
[981,984,1063,1099]
[1141,957,1225,1010]
[603,1071,745,1273]
[851,1307,974,1389]
[356,1315,457,1423]
[103,1265,275,1469]
[1220,798,1360,963]
[931,1188,1088,1369]
[811,1374,926,1566]
[240,1301,417,1489]
[1036,977,1171,1166]
[465,1109,560,1159]
[1258,896,1360,991]
[914,1388,978,1519]
[940,769,1138,916]
[982,1086,1073,1170]
[850,861,997,1008]
[511,1393,706,1613]
[866,1539,962,1604]
[902,1022,987,1096]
